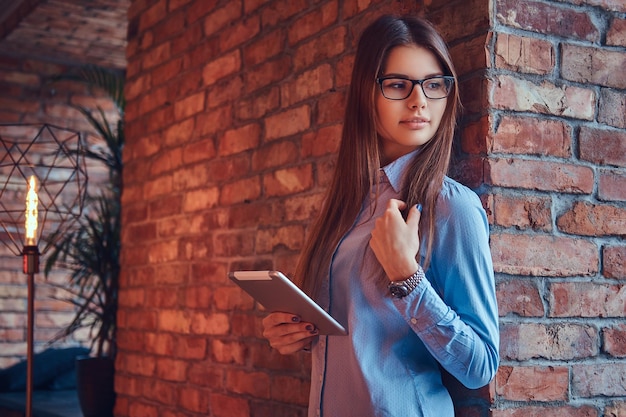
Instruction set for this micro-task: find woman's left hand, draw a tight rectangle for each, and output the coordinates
[369,199,421,281]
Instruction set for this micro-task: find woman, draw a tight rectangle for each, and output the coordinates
[262,15,499,417]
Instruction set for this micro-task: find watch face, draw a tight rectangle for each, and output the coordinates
[389,283,408,298]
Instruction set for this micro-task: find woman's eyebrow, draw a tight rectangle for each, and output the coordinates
[380,72,445,79]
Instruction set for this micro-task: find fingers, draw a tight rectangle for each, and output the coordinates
[262,312,319,355]
[405,203,422,232]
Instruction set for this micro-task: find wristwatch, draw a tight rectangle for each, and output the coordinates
[388,266,425,298]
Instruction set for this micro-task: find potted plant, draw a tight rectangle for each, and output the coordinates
[43,65,124,417]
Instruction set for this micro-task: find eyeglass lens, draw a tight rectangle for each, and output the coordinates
[379,77,453,100]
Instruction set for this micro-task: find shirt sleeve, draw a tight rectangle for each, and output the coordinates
[391,181,500,389]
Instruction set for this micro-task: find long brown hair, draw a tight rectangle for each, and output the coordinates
[295,15,461,297]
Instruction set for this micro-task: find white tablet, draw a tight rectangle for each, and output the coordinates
[228,270,347,336]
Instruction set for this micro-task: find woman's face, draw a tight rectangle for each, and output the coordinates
[375,45,449,166]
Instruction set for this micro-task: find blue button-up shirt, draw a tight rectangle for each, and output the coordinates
[308,151,500,417]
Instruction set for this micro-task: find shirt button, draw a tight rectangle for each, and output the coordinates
[410,317,418,325]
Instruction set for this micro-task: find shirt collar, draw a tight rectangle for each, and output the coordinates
[380,149,419,193]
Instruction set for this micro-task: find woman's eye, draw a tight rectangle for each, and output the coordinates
[387,81,409,90]
[425,81,442,90]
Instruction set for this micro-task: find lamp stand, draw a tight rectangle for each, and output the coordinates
[22,245,39,417]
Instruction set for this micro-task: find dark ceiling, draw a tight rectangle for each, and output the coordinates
[0,0,128,69]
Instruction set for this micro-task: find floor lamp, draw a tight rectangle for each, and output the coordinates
[0,123,87,417]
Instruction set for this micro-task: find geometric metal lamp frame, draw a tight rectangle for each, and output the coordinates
[0,123,87,417]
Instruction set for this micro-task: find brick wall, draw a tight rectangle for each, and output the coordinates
[486,1,626,416]
[0,56,117,367]
[2,0,624,415]
[113,0,626,416]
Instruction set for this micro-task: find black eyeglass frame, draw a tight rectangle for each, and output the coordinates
[376,75,455,100]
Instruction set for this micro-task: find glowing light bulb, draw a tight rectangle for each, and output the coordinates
[25,175,38,246]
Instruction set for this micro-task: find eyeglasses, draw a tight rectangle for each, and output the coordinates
[376,76,454,100]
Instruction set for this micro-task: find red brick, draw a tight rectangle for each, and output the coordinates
[195,106,233,137]
[260,0,308,28]
[150,148,183,176]
[251,140,299,171]
[142,41,170,70]
[182,137,216,164]
[492,405,598,417]
[149,195,183,219]
[202,50,241,85]
[486,158,594,193]
[494,33,555,74]
[179,386,210,413]
[255,225,305,254]
[227,201,274,228]
[492,75,595,120]
[174,91,205,121]
[496,280,545,317]
[603,324,626,358]
[209,393,249,417]
[579,126,626,167]
[562,44,626,89]
[158,309,191,333]
[218,123,261,156]
[137,85,169,115]
[123,352,156,377]
[264,105,311,141]
[573,363,626,397]
[491,233,598,276]
[293,27,346,72]
[220,177,261,205]
[496,0,600,42]
[316,91,346,125]
[243,28,285,67]
[155,357,188,382]
[599,170,626,202]
[281,64,334,106]
[604,402,626,417]
[496,365,569,401]
[287,2,338,45]
[145,288,179,308]
[128,402,159,417]
[118,287,146,308]
[599,88,626,129]
[138,0,167,32]
[142,380,178,405]
[182,187,219,212]
[500,322,598,361]
[190,312,229,335]
[225,369,270,398]
[607,17,626,46]
[557,201,626,237]
[302,124,342,158]
[236,87,280,120]
[272,375,310,406]
[211,231,256,257]
[549,282,626,317]
[201,3,240,35]
[245,55,292,92]
[211,339,247,365]
[492,116,571,157]
[206,154,250,182]
[491,194,552,231]
[263,165,313,197]
[218,15,260,52]
[187,0,222,25]
[207,75,244,109]
[143,175,173,199]
[450,33,490,76]
[604,246,626,279]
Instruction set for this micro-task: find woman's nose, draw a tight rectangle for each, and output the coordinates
[407,84,427,109]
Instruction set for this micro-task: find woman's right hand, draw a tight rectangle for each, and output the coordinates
[262,312,319,355]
